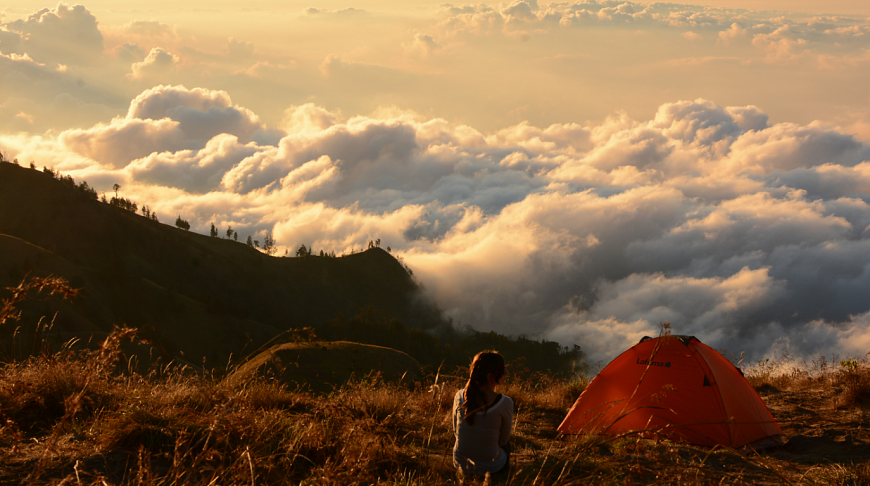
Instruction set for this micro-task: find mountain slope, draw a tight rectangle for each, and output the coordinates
[0,162,441,367]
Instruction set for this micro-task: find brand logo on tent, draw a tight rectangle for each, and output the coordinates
[636,358,671,368]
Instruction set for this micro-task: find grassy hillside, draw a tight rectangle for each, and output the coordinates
[1,328,869,485]
[0,162,440,368]
[0,161,583,374]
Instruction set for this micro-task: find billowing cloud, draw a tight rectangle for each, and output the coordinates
[59,85,282,168]
[403,33,441,59]
[128,134,262,193]
[430,1,870,66]
[1,3,103,65]
[2,2,870,366]
[548,267,786,362]
[718,23,747,45]
[111,43,146,63]
[129,47,179,80]
[8,88,870,366]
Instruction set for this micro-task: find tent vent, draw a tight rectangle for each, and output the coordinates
[638,335,698,346]
[673,335,698,346]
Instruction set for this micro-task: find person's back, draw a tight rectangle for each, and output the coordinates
[452,389,513,474]
[451,350,514,477]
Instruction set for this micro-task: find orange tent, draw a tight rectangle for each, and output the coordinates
[558,335,783,450]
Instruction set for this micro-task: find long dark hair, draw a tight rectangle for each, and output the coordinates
[461,350,506,425]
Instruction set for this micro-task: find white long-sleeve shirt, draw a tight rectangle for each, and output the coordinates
[452,389,514,475]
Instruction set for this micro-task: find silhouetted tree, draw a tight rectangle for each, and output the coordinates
[110,196,137,212]
[386,246,391,252]
[376,238,381,247]
[150,213,159,222]
[233,231,238,242]
[246,235,253,246]
[113,184,120,197]
[77,181,97,200]
[254,240,259,248]
[226,226,234,239]
[296,244,308,257]
[175,216,190,230]
[262,233,277,255]
[29,161,36,169]
[210,223,218,237]
[142,205,151,218]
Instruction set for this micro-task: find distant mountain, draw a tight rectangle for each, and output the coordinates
[0,162,442,368]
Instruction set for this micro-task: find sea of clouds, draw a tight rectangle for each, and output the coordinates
[10,84,870,366]
[3,2,870,364]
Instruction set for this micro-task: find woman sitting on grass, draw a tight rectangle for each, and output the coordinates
[452,350,514,477]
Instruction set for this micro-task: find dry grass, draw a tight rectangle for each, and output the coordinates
[743,352,870,409]
[1,337,870,485]
[2,284,870,486]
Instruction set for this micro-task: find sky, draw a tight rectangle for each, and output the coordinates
[2,1,870,365]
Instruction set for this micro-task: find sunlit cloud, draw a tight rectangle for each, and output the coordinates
[128,47,179,80]
[1,3,103,65]
[1,2,870,364]
[3,81,870,364]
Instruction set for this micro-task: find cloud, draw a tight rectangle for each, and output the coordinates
[547,267,786,363]
[2,3,103,65]
[718,23,747,45]
[111,43,146,63]
[403,33,441,59]
[123,20,176,41]
[316,55,421,102]
[303,7,366,17]
[429,1,870,66]
[59,85,282,168]
[127,134,262,193]
[129,47,179,80]
[282,103,341,132]
[0,28,24,54]
[752,26,811,62]
[0,48,121,133]
[6,0,870,375]
[36,94,870,365]
[795,312,870,360]
[227,37,255,60]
